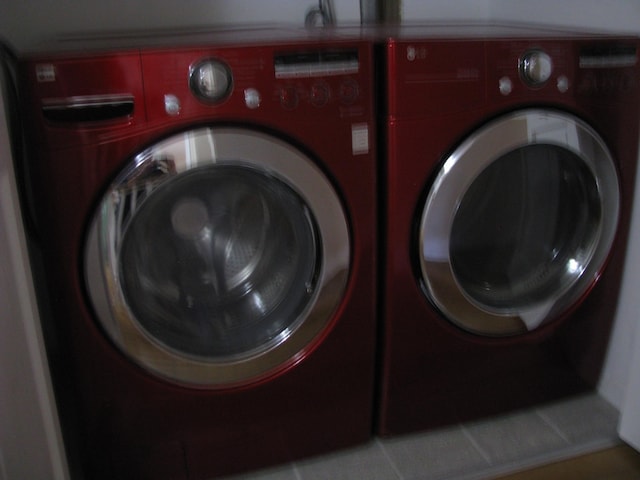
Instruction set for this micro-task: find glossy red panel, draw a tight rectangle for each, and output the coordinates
[379,33,640,436]
[386,40,486,118]
[17,33,377,479]
[20,52,146,149]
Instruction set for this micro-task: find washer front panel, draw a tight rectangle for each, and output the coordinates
[85,127,350,386]
[418,109,620,336]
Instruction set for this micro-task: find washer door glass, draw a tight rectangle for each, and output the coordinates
[85,127,350,386]
[418,110,619,336]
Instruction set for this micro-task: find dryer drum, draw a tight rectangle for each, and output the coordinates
[418,109,620,336]
[450,144,601,309]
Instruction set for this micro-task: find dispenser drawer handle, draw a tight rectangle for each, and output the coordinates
[42,94,135,123]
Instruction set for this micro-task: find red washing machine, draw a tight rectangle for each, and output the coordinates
[17,29,377,478]
[378,24,640,436]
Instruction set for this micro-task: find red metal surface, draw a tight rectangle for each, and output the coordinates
[379,33,640,436]
[18,34,377,479]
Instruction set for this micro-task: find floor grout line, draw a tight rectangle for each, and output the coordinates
[535,409,572,445]
[291,462,303,480]
[375,437,406,480]
[461,424,494,467]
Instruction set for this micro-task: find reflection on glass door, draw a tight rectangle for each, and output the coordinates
[418,110,619,336]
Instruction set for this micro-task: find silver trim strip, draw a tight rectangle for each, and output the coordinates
[579,54,637,69]
[275,60,359,78]
[42,94,134,110]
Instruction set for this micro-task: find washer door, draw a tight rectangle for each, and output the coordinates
[85,127,349,386]
[418,110,619,336]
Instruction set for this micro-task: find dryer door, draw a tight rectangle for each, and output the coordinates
[85,127,349,386]
[418,109,619,336]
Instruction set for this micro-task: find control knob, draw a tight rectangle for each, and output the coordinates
[520,50,553,87]
[189,59,232,103]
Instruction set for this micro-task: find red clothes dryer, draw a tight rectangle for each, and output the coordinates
[379,24,640,436]
[17,29,377,478]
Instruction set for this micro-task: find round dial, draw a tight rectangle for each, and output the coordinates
[339,79,359,104]
[520,50,553,87]
[279,86,298,110]
[310,82,330,107]
[189,59,232,103]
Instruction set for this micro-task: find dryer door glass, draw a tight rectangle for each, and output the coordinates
[85,128,350,386]
[450,144,600,311]
[418,110,619,336]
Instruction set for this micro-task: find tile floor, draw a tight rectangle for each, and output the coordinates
[221,393,620,480]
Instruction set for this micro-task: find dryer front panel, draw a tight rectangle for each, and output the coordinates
[85,127,350,387]
[417,109,619,336]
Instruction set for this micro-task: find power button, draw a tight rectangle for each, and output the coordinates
[279,85,298,110]
[310,82,330,107]
[339,79,359,104]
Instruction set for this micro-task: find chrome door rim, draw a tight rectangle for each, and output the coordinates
[418,109,620,336]
[85,127,350,387]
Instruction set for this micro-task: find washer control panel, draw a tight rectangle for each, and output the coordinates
[273,50,360,110]
[22,38,373,150]
[141,44,368,123]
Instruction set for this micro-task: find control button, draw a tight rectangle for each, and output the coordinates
[499,76,513,96]
[164,94,181,116]
[244,88,261,109]
[310,82,330,107]
[520,50,553,87]
[407,46,417,62]
[557,75,570,93]
[189,59,232,104]
[339,79,359,104]
[352,123,369,155]
[279,85,298,110]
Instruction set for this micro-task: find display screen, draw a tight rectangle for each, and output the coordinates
[579,44,637,68]
[274,49,359,78]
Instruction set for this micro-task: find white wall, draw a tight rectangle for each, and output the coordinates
[401,0,492,22]
[487,0,640,32]
[0,0,361,50]
[402,0,640,32]
[620,301,640,450]
[0,80,69,479]
[617,135,640,449]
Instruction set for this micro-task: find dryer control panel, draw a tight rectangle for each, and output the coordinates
[488,39,639,105]
[387,35,639,119]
